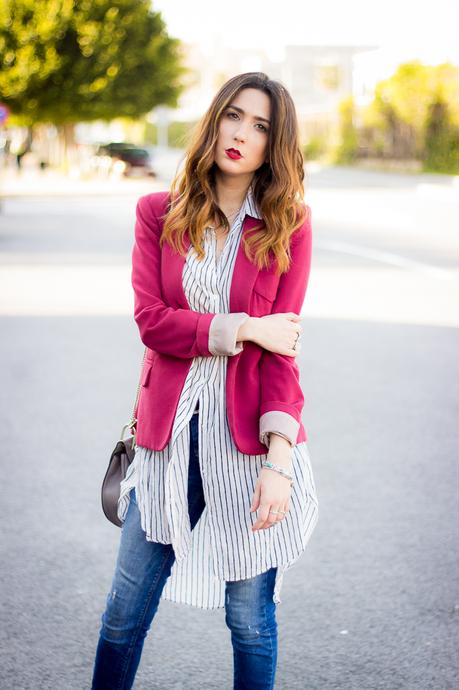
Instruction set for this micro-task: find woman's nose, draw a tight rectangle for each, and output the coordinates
[233,125,248,142]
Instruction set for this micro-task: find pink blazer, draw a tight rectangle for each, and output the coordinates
[132,191,312,454]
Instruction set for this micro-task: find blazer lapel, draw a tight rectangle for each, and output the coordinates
[229,216,262,313]
[162,215,263,313]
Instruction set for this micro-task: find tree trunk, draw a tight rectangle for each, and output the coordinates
[57,122,76,172]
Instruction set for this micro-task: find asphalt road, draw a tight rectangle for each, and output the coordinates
[1,165,458,690]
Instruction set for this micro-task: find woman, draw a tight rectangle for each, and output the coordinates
[91,72,319,690]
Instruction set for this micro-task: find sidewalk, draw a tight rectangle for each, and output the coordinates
[0,167,167,198]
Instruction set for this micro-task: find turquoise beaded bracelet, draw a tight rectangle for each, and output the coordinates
[261,460,294,485]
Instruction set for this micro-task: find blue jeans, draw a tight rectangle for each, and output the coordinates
[91,412,278,690]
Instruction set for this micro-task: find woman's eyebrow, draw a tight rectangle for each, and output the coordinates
[227,104,271,125]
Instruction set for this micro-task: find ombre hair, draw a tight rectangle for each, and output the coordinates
[159,72,309,275]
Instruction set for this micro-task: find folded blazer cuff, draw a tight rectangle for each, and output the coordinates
[259,411,300,448]
[208,312,250,356]
[196,312,217,356]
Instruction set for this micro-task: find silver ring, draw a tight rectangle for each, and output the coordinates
[269,509,286,515]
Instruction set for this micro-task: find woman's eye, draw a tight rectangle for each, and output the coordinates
[226,111,268,132]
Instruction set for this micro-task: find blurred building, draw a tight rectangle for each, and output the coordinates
[274,44,378,142]
[150,41,379,146]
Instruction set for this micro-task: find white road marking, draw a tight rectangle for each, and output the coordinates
[316,240,455,281]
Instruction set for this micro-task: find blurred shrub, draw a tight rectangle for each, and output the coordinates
[144,122,158,145]
[423,99,459,174]
[333,96,358,164]
[303,135,327,160]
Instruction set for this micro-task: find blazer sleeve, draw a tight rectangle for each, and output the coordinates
[132,194,250,359]
[258,206,312,448]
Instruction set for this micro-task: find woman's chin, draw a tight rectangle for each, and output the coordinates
[215,160,255,179]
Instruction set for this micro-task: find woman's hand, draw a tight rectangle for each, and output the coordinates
[249,313,303,357]
[250,434,293,531]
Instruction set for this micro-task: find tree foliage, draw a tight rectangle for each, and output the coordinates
[0,0,188,125]
[367,60,459,161]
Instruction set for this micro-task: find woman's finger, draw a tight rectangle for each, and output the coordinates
[250,481,261,513]
[251,502,271,531]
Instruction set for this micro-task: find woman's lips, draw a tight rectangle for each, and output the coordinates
[225,148,242,160]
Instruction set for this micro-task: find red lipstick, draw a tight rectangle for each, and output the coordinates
[225,148,242,160]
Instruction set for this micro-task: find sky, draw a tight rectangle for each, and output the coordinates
[153,0,459,66]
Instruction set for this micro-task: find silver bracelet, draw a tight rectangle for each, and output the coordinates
[261,460,294,485]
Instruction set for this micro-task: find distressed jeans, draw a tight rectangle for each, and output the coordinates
[91,411,278,690]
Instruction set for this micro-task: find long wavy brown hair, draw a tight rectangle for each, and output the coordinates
[159,72,309,275]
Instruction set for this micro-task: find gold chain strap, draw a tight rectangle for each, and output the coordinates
[120,346,148,448]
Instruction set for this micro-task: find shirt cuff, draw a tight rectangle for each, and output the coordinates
[208,312,250,356]
[259,411,300,448]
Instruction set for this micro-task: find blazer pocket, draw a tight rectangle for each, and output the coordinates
[252,274,279,303]
[140,361,153,387]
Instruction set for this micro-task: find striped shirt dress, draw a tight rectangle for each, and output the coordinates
[117,186,319,610]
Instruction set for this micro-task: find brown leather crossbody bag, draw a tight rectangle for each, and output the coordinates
[100,347,147,526]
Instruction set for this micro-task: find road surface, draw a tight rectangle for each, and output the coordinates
[0,165,458,689]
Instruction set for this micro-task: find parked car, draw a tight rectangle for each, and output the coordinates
[92,142,156,178]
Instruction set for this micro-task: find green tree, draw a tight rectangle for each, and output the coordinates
[0,0,188,127]
[369,60,459,162]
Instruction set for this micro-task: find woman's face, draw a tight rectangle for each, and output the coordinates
[214,87,271,178]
